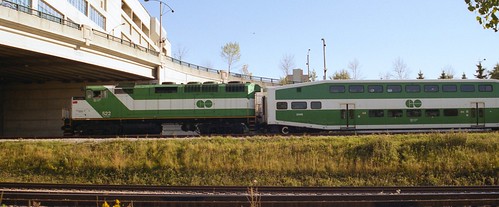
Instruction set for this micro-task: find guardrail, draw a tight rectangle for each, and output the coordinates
[167,57,281,84]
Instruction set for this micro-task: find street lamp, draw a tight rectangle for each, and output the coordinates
[110,23,125,36]
[321,38,327,80]
[144,0,174,54]
[306,49,310,82]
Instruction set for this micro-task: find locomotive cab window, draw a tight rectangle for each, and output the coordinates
[87,90,106,99]
[329,85,345,93]
[276,102,288,110]
[291,102,307,109]
[387,85,402,93]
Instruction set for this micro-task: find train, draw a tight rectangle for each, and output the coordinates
[62,79,499,135]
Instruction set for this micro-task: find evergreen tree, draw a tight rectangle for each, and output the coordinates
[462,72,468,79]
[417,70,424,79]
[439,70,450,79]
[489,63,499,79]
[475,62,488,79]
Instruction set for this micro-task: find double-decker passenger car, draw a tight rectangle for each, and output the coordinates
[265,79,499,134]
[62,82,261,135]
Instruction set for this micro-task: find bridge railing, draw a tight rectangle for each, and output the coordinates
[92,30,160,56]
[1,0,80,29]
[166,57,280,84]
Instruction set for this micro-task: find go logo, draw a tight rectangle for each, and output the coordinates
[196,100,213,108]
[405,99,422,108]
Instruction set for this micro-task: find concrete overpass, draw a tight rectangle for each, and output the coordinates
[0,1,279,137]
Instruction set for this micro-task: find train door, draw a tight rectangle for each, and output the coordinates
[340,103,356,130]
[470,102,485,128]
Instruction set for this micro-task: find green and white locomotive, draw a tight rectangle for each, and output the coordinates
[265,79,499,134]
[62,82,261,135]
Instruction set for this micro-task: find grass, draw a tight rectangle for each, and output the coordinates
[0,132,497,186]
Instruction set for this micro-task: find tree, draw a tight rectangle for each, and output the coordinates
[348,58,362,80]
[439,70,454,79]
[379,71,392,80]
[220,42,241,73]
[442,65,455,79]
[392,57,410,79]
[462,72,468,79]
[279,54,296,82]
[309,69,318,81]
[331,69,351,80]
[465,0,499,32]
[417,70,424,79]
[489,63,499,79]
[475,62,488,79]
[240,64,252,76]
[173,44,188,61]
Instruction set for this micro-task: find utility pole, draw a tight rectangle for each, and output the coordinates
[321,38,327,80]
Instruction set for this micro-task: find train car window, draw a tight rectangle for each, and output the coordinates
[311,101,322,109]
[276,102,288,110]
[460,85,475,92]
[368,110,384,117]
[424,85,439,92]
[349,85,364,93]
[368,85,383,93]
[202,85,218,92]
[291,102,307,109]
[405,85,421,93]
[185,85,201,93]
[226,84,245,92]
[478,84,493,92]
[387,110,403,117]
[425,109,440,117]
[296,87,302,92]
[407,109,422,117]
[115,88,134,94]
[442,85,457,92]
[387,85,402,93]
[329,85,345,93]
[155,87,177,93]
[443,109,459,116]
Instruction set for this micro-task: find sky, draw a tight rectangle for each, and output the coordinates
[141,0,499,80]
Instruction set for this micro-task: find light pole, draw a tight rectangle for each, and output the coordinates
[321,38,327,80]
[306,49,310,82]
[144,0,174,54]
[110,23,125,36]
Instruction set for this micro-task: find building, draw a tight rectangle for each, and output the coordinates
[6,0,171,56]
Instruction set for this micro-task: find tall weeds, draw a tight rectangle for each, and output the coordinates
[0,133,497,186]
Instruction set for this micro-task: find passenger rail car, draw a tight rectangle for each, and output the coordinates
[265,79,499,134]
[62,82,261,135]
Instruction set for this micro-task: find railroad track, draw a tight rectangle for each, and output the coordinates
[0,183,498,207]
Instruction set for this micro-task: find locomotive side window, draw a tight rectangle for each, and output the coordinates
[442,85,457,92]
[460,85,475,92]
[387,85,402,93]
[478,84,493,92]
[368,85,383,93]
[226,84,245,92]
[329,86,345,93]
[202,85,218,92]
[185,85,201,93]
[311,101,322,109]
[425,109,440,117]
[443,109,459,116]
[407,109,422,117]
[155,87,178,93]
[387,110,403,117]
[291,102,307,109]
[368,110,384,117]
[424,85,439,92]
[276,102,288,110]
[349,85,364,93]
[405,85,421,93]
